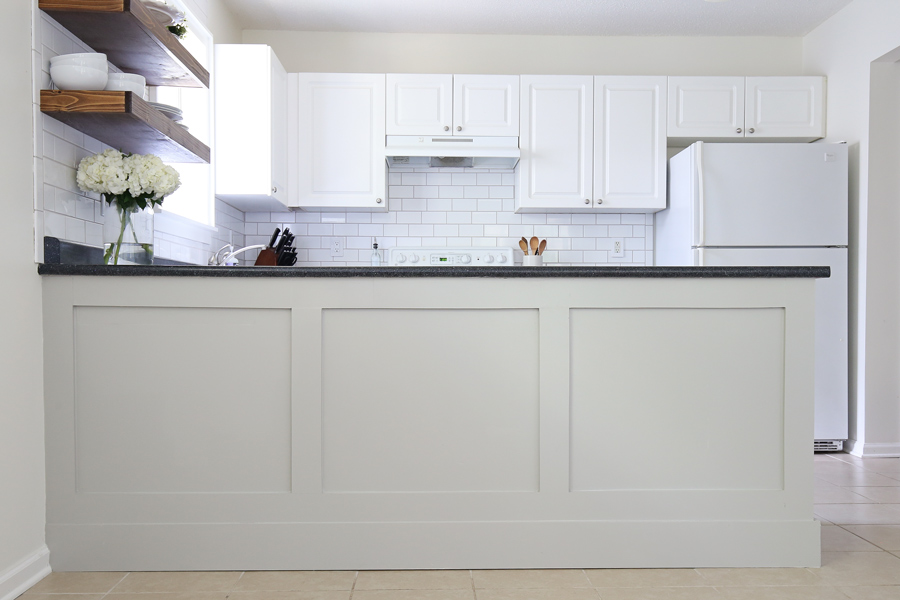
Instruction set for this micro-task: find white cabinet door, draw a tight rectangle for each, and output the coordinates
[517,75,593,212]
[668,76,825,143]
[667,76,745,142]
[745,76,825,141]
[453,74,519,136]
[593,76,666,212]
[214,44,288,211]
[292,73,386,211]
[386,74,452,136]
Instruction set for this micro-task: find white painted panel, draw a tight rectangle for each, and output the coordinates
[73,306,292,493]
[667,76,745,139]
[746,76,825,140]
[518,75,592,211]
[453,74,519,136]
[296,73,386,210]
[321,308,540,492]
[386,73,452,135]
[570,307,785,491]
[594,76,666,211]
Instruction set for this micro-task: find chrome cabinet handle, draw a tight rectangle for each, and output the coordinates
[584,199,590,205]
[444,126,450,131]
[376,198,383,204]
[748,128,755,134]
[272,186,277,194]
[736,128,742,134]
[597,199,603,205]
[456,126,462,131]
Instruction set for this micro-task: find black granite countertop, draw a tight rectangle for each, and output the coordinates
[37,264,831,278]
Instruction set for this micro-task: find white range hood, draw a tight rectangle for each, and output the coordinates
[384,135,520,169]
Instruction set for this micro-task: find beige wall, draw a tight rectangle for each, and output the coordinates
[804,0,900,456]
[242,31,803,76]
[0,0,47,583]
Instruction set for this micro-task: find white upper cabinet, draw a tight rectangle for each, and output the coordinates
[668,76,825,143]
[214,44,288,211]
[518,75,593,212]
[667,76,745,141]
[290,73,387,211]
[387,74,519,136]
[518,75,666,213]
[745,76,825,140]
[593,76,667,212]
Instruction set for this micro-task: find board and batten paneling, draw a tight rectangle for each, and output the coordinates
[42,275,818,570]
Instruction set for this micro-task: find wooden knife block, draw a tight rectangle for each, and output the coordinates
[254,248,277,266]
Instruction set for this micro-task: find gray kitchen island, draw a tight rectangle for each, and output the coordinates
[39,265,825,570]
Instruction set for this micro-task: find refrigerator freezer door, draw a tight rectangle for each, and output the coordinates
[696,247,848,441]
[696,143,848,248]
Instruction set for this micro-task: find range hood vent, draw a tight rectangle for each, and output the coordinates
[385,135,520,169]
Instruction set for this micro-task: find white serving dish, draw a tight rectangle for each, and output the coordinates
[105,73,146,97]
[143,0,184,26]
[50,52,108,69]
[50,64,109,91]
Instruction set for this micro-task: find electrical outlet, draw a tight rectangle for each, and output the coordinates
[330,238,343,257]
[610,238,625,258]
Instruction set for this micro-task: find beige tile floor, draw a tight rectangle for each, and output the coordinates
[20,453,900,600]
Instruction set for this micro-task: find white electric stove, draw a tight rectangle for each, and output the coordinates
[386,246,515,266]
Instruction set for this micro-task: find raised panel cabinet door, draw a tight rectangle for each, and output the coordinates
[453,74,519,136]
[745,76,825,141]
[517,75,593,212]
[667,76,745,141]
[386,74,453,136]
[593,76,666,212]
[295,73,386,210]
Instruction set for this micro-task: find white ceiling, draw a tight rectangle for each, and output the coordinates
[224,0,855,36]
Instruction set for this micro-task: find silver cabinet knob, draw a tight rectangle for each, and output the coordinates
[736,128,742,134]
[597,199,603,205]
[272,186,277,194]
[748,128,755,134]
[376,198,383,204]
[456,126,462,132]
[584,199,590,205]
[443,126,449,131]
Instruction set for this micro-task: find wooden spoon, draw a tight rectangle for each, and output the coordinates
[530,236,539,256]
[519,238,529,255]
[538,239,547,255]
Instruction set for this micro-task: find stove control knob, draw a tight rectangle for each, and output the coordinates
[484,255,494,263]
[498,255,508,263]
[461,254,472,264]
[397,254,406,263]
[410,254,419,263]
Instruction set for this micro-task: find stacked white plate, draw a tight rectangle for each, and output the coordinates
[148,101,183,122]
[49,52,108,90]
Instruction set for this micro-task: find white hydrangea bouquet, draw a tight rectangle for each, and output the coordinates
[76,149,180,265]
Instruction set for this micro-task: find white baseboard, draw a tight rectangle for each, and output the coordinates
[0,546,50,600]
[846,439,900,457]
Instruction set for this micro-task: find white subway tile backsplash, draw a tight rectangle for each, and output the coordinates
[452,198,477,212]
[402,198,428,211]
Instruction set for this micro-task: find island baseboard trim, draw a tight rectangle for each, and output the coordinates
[847,441,900,458]
[0,545,50,600]
[46,520,821,571]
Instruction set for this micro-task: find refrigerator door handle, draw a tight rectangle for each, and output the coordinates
[696,141,705,247]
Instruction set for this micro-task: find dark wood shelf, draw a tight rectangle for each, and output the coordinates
[39,0,209,88]
[41,90,210,163]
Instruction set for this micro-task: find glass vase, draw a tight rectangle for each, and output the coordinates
[103,204,154,265]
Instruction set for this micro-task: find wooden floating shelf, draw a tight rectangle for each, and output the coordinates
[41,90,210,163]
[39,0,209,88]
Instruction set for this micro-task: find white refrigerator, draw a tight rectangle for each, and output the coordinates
[655,142,849,446]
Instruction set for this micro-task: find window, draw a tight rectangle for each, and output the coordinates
[148,4,215,227]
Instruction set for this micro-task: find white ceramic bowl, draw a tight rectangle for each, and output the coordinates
[105,73,146,97]
[50,64,109,90]
[49,52,107,69]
